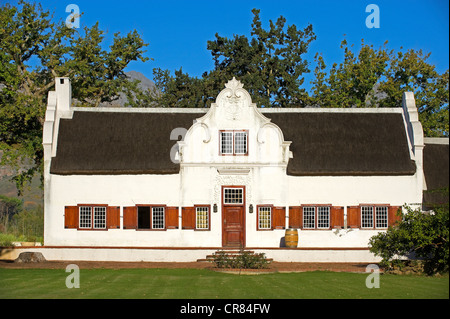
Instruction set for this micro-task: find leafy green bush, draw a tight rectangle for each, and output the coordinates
[369,205,449,275]
[212,249,270,269]
[0,233,22,246]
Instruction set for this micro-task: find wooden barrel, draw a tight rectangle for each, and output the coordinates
[285,228,298,248]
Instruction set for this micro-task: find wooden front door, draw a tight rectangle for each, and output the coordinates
[222,186,245,247]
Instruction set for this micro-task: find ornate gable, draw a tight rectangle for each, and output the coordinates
[178,78,292,166]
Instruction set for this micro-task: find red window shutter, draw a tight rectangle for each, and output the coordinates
[123,206,137,229]
[388,206,402,227]
[107,206,120,229]
[289,206,302,229]
[165,207,179,229]
[347,206,360,228]
[330,206,344,229]
[64,206,78,229]
[182,207,195,229]
[272,206,286,229]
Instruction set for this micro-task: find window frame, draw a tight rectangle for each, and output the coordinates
[223,187,245,205]
[220,131,234,155]
[302,205,331,230]
[257,205,273,230]
[151,206,165,230]
[360,205,389,229]
[219,130,249,156]
[317,206,331,229]
[136,204,167,231]
[195,205,211,231]
[77,204,108,230]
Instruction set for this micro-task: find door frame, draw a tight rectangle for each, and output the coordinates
[221,185,246,247]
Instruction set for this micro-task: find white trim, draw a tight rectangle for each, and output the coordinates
[217,168,251,175]
[70,106,402,114]
[71,106,207,113]
[424,137,449,145]
[260,107,402,113]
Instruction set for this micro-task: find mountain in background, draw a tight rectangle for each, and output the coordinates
[99,71,157,107]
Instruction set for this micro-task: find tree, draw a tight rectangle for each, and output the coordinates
[310,40,449,136]
[378,49,449,137]
[0,195,24,233]
[369,204,449,275]
[151,67,209,108]
[310,39,390,108]
[0,1,149,193]
[152,8,316,108]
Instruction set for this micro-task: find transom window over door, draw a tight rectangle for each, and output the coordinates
[223,187,244,204]
[219,130,248,155]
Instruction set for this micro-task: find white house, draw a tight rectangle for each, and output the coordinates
[37,77,431,262]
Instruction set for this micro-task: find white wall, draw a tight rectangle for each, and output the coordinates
[43,78,424,253]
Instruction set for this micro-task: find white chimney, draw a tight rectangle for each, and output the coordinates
[55,77,72,111]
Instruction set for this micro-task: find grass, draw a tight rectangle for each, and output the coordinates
[0,268,448,299]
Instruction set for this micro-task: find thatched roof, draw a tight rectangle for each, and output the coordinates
[50,111,199,175]
[269,112,416,176]
[423,142,449,209]
[50,110,416,176]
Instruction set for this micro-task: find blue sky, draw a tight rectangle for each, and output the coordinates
[9,0,450,90]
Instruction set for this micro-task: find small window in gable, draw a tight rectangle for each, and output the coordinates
[219,130,248,155]
[220,131,233,154]
[234,131,248,154]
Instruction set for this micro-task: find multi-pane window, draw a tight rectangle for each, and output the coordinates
[303,206,330,229]
[223,188,244,204]
[219,130,248,155]
[152,207,165,229]
[303,207,315,229]
[79,206,92,229]
[196,206,209,230]
[317,207,330,229]
[220,131,233,154]
[137,206,165,230]
[361,205,388,229]
[361,206,374,228]
[375,206,388,228]
[79,206,106,229]
[258,206,272,230]
[93,207,106,229]
[234,132,248,154]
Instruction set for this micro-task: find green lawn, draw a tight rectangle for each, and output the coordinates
[0,268,448,299]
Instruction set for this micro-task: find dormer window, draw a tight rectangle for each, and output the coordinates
[219,130,248,155]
